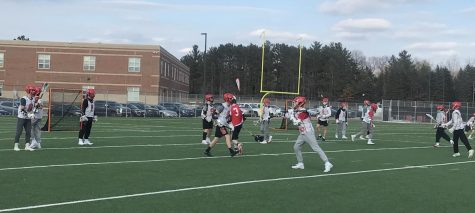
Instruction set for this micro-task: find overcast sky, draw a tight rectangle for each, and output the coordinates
[1,0,474,66]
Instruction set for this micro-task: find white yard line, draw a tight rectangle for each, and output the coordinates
[0,145,448,172]
[0,160,473,212]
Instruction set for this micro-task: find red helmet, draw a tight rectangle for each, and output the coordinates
[25,84,36,95]
[223,93,235,103]
[322,97,329,104]
[364,99,371,105]
[370,103,378,112]
[293,96,306,108]
[451,101,461,109]
[340,102,348,108]
[263,98,270,106]
[436,105,444,111]
[204,94,214,102]
[86,88,95,99]
[34,86,41,96]
[472,112,475,117]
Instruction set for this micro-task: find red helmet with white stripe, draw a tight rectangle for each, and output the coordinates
[451,101,461,110]
[263,98,270,106]
[204,94,214,102]
[293,96,306,109]
[436,105,444,111]
[223,93,235,104]
[87,88,95,99]
[25,84,36,95]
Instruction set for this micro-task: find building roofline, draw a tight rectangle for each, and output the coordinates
[0,40,161,51]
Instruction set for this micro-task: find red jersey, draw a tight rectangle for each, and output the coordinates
[229,103,244,126]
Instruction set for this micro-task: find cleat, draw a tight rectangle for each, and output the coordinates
[84,139,93,145]
[351,135,356,142]
[324,162,333,173]
[469,149,474,159]
[365,135,370,139]
[367,139,375,145]
[204,151,212,157]
[321,137,326,142]
[78,139,84,146]
[30,140,39,149]
[449,140,454,145]
[453,153,461,157]
[268,136,272,143]
[260,140,268,144]
[201,140,208,145]
[335,134,338,139]
[230,150,238,157]
[37,143,42,149]
[433,143,440,147]
[359,136,365,140]
[25,143,34,151]
[14,143,20,151]
[291,163,304,169]
[342,136,348,139]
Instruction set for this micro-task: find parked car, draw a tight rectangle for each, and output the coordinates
[237,104,253,117]
[125,104,145,117]
[152,105,178,117]
[159,103,195,117]
[269,105,283,117]
[127,103,161,117]
[94,100,119,117]
[50,104,82,117]
[0,100,19,115]
[239,103,260,117]
[0,109,10,116]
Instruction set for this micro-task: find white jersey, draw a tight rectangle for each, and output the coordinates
[201,103,214,122]
[82,99,95,117]
[216,102,230,127]
[262,106,271,121]
[436,111,446,126]
[17,96,33,119]
[287,107,314,135]
[33,97,43,119]
[318,105,331,121]
[362,109,372,123]
[446,109,465,130]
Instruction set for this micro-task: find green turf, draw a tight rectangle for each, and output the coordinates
[0,117,474,212]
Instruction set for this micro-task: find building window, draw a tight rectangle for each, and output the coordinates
[128,57,141,72]
[0,53,4,68]
[38,54,51,69]
[83,56,96,71]
[128,87,140,102]
[160,61,164,75]
[0,82,3,96]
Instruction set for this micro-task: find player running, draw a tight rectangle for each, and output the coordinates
[201,94,214,144]
[433,105,453,147]
[442,101,474,158]
[316,97,331,141]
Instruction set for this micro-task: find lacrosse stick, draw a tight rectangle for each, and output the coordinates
[425,114,437,122]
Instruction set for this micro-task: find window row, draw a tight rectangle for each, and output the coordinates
[0,52,4,68]
[160,60,188,83]
[82,86,140,102]
[35,54,141,72]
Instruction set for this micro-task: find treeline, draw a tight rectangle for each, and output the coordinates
[181,41,475,102]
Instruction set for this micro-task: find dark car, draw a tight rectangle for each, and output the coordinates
[159,103,195,117]
[125,104,145,117]
[0,100,20,115]
[127,103,160,117]
[0,109,10,116]
[151,105,178,117]
[94,100,131,117]
[50,104,82,117]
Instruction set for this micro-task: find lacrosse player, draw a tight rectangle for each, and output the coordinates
[259,98,272,144]
[465,112,475,139]
[351,99,372,142]
[433,105,453,147]
[78,88,96,146]
[287,96,333,173]
[229,97,244,155]
[335,102,348,139]
[201,94,214,144]
[29,86,44,150]
[203,93,239,157]
[351,103,377,145]
[316,97,331,141]
[13,84,36,151]
[442,101,474,158]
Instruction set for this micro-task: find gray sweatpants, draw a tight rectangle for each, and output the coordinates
[14,118,31,144]
[294,133,329,164]
[353,121,373,139]
[31,118,42,143]
[336,122,347,138]
[260,120,271,141]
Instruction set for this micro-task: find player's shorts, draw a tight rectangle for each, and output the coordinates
[202,119,213,129]
[232,124,242,140]
[318,120,328,126]
[215,126,228,138]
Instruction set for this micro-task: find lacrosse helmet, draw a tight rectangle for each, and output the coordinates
[451,101,461,110]
[472,112,475,117]
[204,94,214,102]
[223,93,235,104]
[293,96,306,109]
[263,98,270,106]
[340,102,348,108]
[86,88,95,99]
[364,99,371,105]
[322,97,329,105]
[34,86,41,96]
[436,105,444,111]
[25,84,36,95]
[370,103,378,112]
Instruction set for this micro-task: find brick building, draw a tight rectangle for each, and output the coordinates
[0,40,189,104]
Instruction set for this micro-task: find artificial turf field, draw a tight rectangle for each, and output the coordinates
[0,116,474,213]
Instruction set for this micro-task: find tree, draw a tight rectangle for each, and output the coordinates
[14,35,30,41]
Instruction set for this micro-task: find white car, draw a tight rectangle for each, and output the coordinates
[239,103,260,117]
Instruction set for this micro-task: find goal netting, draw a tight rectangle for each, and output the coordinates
[42,88,83,131]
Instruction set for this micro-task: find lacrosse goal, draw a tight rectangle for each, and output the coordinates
[42,88,83,131]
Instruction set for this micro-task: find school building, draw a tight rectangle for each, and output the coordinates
[0,40,189,104]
